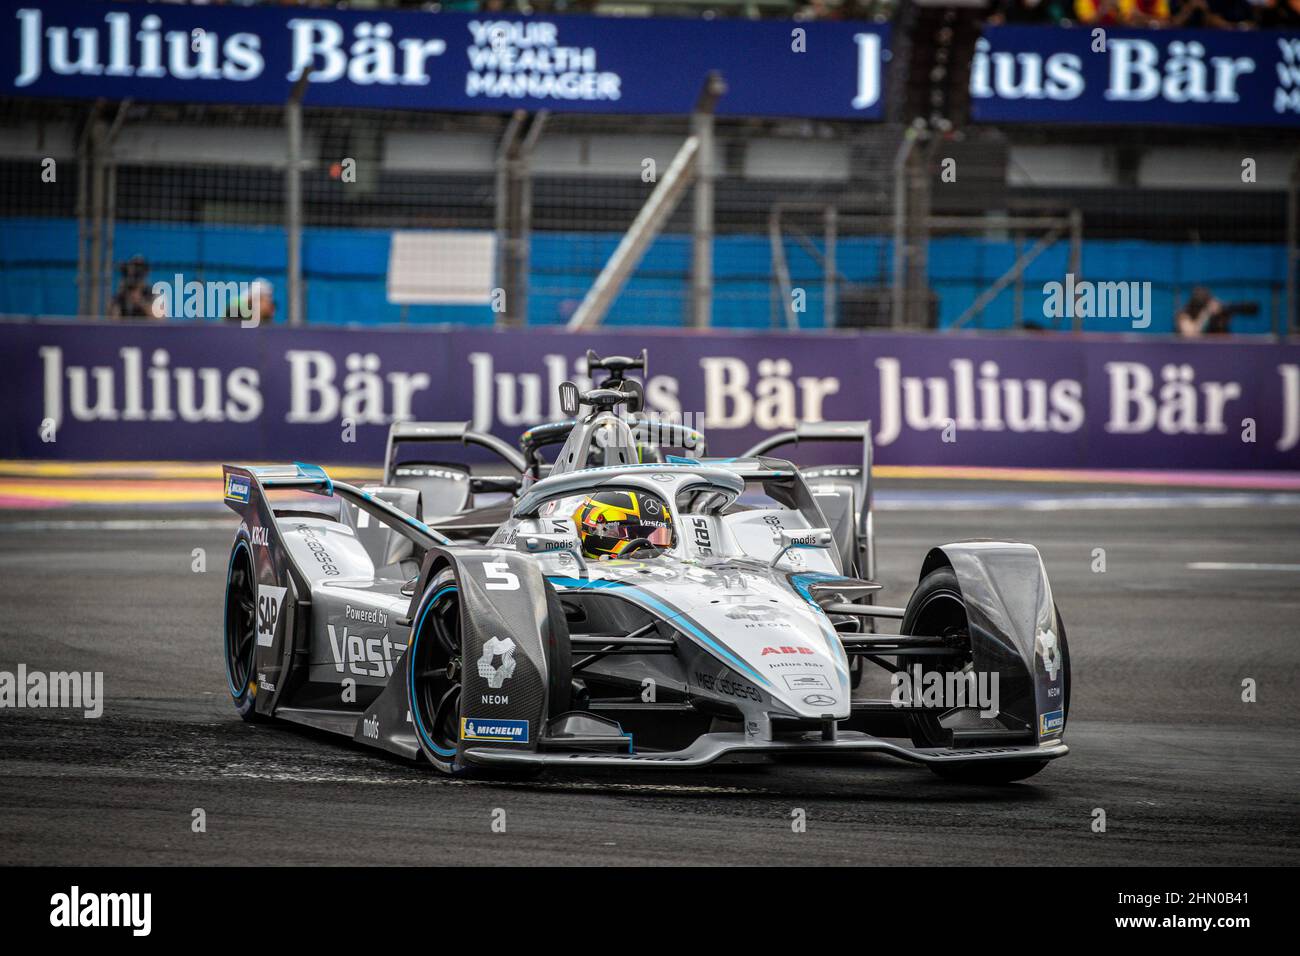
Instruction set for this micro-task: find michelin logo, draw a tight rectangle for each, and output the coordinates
[225,474,251,503]
[1039,708,1064,737]
[461,718,529,743]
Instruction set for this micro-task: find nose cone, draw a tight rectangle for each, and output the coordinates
[750,633,851,719]
[669,586,852,720]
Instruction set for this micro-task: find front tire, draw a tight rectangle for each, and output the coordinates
[408,569,467,774]
[900,565,1055,784]
[407,568,553,779]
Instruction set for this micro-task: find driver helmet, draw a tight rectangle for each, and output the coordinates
[572,490,674,559]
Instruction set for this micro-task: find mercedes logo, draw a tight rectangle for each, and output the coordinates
[803,694,836,707]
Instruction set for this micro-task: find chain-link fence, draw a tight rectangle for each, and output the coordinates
[0,94,1294,334]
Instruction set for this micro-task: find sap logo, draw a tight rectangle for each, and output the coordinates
[362,714,380,740]
[761,645,815,656]
[326,624,406,679]
[251,526,269,546]
[256,585,287,647]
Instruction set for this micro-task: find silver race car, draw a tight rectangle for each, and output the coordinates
[221,356,1069,783]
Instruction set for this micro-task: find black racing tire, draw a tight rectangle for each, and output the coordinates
[901,565,1063,785]
[928,759,1050,784]
[408,568,471,774]
[409,568,569,779]
[223,538,267,723]
[898,566,973,750]
[542,578,573,715]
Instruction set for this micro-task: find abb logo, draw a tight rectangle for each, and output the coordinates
[761,645,815,656]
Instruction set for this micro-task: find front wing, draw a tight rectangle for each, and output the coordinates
[460,731,1067,770]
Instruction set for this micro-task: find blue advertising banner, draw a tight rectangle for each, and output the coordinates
[1,0,887,119]
[972,25,1300,128]
[1,322,1297,471]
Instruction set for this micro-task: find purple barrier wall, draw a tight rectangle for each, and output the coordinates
[2,322,1297,470]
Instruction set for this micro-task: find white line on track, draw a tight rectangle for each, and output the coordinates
[1187,562,1300,572]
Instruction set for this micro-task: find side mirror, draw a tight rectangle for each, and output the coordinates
[770,527,833,568]
[516,532,587,573]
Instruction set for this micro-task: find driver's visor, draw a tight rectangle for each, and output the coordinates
[595,520,673,547]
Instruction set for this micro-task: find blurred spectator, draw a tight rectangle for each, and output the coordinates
[1173,0,1257,25]
[1074,0,1124,23]
[794,0,836,20]
[989,0,1074,24]
[1127,0,1173,24]
[109,255,163,321]
[224,279,276,326]
[1075,0,1172,23]
[1175,287,1259,337]
[1255,0,1300,25]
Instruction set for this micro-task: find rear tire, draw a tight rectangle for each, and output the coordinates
[223,539,266,722]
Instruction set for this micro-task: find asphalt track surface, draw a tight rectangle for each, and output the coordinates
[1,481,1297,866]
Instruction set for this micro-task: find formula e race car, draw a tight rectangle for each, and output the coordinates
[221,360,1070,783]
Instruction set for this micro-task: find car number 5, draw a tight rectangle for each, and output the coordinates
[483,562,520,591]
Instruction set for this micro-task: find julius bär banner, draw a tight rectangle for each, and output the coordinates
[6,1,1300,127]
[1,0,887,119]
[1,322,1297,470]
[972,25,1300,128]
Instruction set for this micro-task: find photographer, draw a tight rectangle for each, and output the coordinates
[1175,286,1258,337]
[108,254,163,321]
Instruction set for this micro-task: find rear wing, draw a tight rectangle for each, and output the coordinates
[384,421,527,483]
[223,462,451,551]
[521,417,708,479]
[739,421,875,579]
